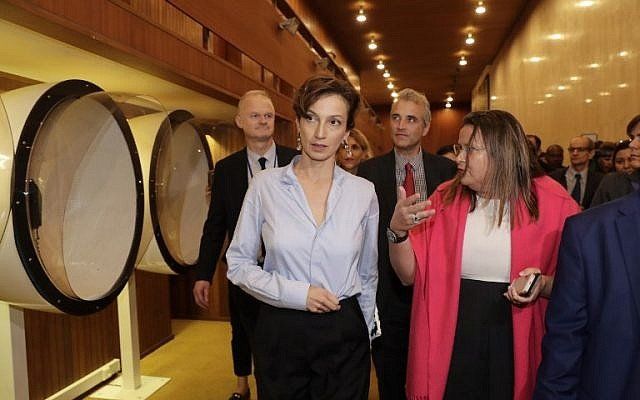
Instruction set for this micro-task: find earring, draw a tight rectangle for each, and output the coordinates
[343,140,353,157]
[296,133,302,151]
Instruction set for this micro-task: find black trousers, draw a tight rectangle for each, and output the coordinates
[371,316,410,400]
[444,279,514,400]
[253,296,370,400]
[228,281,260,377]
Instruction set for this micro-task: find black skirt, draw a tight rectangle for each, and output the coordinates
[444,278,514,400]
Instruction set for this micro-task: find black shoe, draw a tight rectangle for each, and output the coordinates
[228,390,250,400]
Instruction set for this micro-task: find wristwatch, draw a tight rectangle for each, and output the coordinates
[386,227,408,243]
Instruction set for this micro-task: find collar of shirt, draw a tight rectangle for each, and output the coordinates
[280,155,347,188]
[565,166,588,183]
[247,143,276,176]
[394,147,424,174]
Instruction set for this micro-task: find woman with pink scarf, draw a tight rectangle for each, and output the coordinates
[386,110,579,400]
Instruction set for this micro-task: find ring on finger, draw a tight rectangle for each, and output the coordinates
[412,213,421,223]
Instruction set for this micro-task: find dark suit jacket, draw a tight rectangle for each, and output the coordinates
[357,150,456,325]
[195,145,298,281]
[534,189,640,400]
[549,167,603,209]
[591,170,640,207]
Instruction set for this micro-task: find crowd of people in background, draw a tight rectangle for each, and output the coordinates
[193,73,640,400]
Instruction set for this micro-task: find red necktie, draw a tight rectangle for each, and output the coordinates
[403,163,415,197]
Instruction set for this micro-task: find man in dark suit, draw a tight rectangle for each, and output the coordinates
[358,88,456,400]
[193,90,297,400]
[550,135,603,209]
[534,188,640,399]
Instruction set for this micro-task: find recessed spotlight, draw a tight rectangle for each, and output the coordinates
[465,33,475,45]
[376,60,385,70]
[526,56,544,63]
[569,76,581,81]
[475,1,486,14]
[558,85,569,91]
[618,51,629,57]
[547,33,564,40]
[391,90,399,98]
[387,82,394,90]
[544,93,554,98]
[576,1,595,7]
[356,7,367,23]
[535,100,545,105]
[459,56,468,66]
[617,83,629,88]
[588,63,600,68]
[490,95,498,101]
[382,70,391,78]
[368,38,378,50]
[599,91,611,96]
[585,98,593,103]
[446,95,454,102]
[445,102,452,108]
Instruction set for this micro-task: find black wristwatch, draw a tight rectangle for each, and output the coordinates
[386,227,408,243]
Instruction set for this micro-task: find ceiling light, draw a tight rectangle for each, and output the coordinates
[618,83,629,88]
[599,91,611,96]
[475,1,486,14]
[356,7,367,23]
[382,69,390,78]
[584,98,593,103]
[535,100,545,105]
[368,38,378,50]
[376,60,385,70]
[544,93,554,98]
[558,85,569,90]
[391,90,399,98]
[548,33,564,40]
[446,95,454,102]
[569,76,581,81]
[490,95,497,101]
[618,51,629,57]
[387,82,394,89]
[588,63,600,68]
[465,33,475,45]
[576,1,595,7]
[445,102,452,108]
[458,56,468,66]
[527,56,544,63]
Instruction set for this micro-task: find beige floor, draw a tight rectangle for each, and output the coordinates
[95,319,379,399]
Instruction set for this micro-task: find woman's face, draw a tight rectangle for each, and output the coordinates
[337,136,365,172]
[614,148,633,174]
[456,124,489,194]
[297,94,350,163]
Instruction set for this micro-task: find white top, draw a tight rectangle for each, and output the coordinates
[226,156,379,334]
[460,198,511,283]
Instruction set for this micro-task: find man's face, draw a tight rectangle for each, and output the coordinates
[567,136,593,169]
[545,146,564,169]
[629,123,640,170]
[390,100,429,153]
[235,94,275,141]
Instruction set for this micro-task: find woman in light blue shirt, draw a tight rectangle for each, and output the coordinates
[227,75,378,400]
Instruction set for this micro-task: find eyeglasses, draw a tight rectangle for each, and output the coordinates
[567,146,590,153]
[452,143,485,156]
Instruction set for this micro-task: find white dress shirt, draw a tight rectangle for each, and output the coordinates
[227,156,379,334]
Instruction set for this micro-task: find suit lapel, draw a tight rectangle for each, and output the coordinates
[233,148,249,201]
[381,151,399,216]
[616,191,640,319]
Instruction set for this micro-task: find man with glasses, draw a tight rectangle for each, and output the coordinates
[358,88,456,399]
[550,135,603,209]
[193,90,297,400]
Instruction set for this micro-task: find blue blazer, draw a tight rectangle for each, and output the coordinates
[534,190,640,399]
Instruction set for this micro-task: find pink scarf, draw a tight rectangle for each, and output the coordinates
[406,177,580,400]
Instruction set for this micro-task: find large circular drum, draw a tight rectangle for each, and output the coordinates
[0,80,144,315]
[122,98,213,274]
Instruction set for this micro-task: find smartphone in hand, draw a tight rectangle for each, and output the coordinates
[514,272,541,297]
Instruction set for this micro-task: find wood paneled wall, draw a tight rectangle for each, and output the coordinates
[23,270,172,399]
[476,0,640,148]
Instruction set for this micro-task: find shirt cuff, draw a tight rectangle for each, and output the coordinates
[282,281,310,310]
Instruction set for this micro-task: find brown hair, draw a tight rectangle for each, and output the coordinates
[627,114,640,137]
[348,128,374,160]
[293,75,360,130]
[445,110,542,227]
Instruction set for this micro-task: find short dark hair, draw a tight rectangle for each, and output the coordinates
[526,134,542,151]
[293,75,360,130]
[436,144,455,156]
[627,114,640,137]
[613,139,631,162]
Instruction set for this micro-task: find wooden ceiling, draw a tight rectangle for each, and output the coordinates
[305,0,530,107]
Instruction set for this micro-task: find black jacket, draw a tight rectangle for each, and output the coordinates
[549,167,604,209]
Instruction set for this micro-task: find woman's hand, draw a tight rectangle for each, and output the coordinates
[504,267,549,306]
[389,186,434,234]
[306,286,341,313]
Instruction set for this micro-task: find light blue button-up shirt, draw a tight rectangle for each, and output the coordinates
[227,156,379,334]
